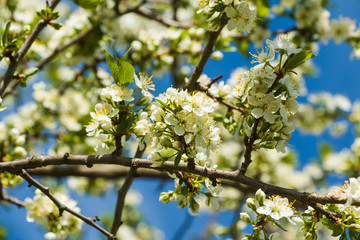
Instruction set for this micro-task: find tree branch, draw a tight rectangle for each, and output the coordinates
[185,15,228,92]
[239,118,260,174]
[19,169,117,239]
[0,0,61,97]
[2,154,360,208]
[132,9,193,29]
[35,26,100,70]
[109,167,136,238]
[0,182,24,208]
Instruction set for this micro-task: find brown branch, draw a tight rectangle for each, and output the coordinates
[109,145,144,238]
[19,169,117,239]
[109,167,135,238]
[0,182,24,208]
[27,166,253,193]
[185,15,228,92]
[0,0,61,97]
[239,118,260,174]
[310,203,341,223]
[2,154,360,208]
[35,26,100,70]
[200,85,245,113]
[132,9,193,29]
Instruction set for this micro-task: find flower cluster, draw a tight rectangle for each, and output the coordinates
[135,87,221,167]
[233,38,303,152]
[240,189,300,239]
[135,88,222,212]
[24,189,82,240]
[198,0,256,33]
[85,72,154,152]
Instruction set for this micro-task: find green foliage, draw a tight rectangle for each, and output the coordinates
[256,0,270,18]
[284,50,316,72]
[103,49,135,87]
[71,0,104,9]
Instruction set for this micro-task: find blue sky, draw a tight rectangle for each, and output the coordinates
[1,0,360,239]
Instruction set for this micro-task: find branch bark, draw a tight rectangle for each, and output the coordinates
[0,0,61,97]
[19,169,117,239]
[185,15,228,92]
[2,154,359,208]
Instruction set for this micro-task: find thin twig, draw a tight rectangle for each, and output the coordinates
[27,166,253,193]
[0,0,61,97]
[0,182,24,208]
[19,169,117,239]
[133,9,192,29]
[200,85,245,113]
[35,26,100,70]
[239,118,260,174]
[109,167,135,238]
[310,203,341,223]
[1,154,360,208]
[185,15,228,91]
[109,145,144,237]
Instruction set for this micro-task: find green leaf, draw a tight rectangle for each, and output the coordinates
[273,221,287,231]
[72,0,104,9]
[103,49,134,86]
[174,153,182,166]
[320,143,332,158]
[0,105,7,112]
[2,22,11,47]
[104,49,120,83]
[24,67,38,77]
[120,47,132,61]
[284,50,316,71]
[155,98,173,112]
[256,0,269,18]
[117,60,134,87]
[49,22,62,30]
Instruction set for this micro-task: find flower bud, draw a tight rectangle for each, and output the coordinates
[160,137,172,148]
[240,212,252,224]
[159,192,171,203]
[255,189,266,206]
[246,198,256,211]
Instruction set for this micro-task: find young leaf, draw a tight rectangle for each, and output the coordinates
[103,49,120,83]
[174,153,182,166]
[0,105,7,112]
[120,47,132,61]
[284,50,316,71]
[117,60,134,87]
[155,98,173,112]
[2,22,11,47]
[71,0,103,9]
[24,68,38,77]
[256,0,269,18]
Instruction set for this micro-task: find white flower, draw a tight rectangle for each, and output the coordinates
[256,195,295,220]
[266,38,301,55]
[248,94,280,123]
[250,46,275,64]
[330,17,356,43]
[86,103,119,136]
[225,2,256,33]
[100,84,134,102]
[331,177,360,206]
[135,72,155,98]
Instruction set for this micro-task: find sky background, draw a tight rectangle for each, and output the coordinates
[1,0,360,239]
